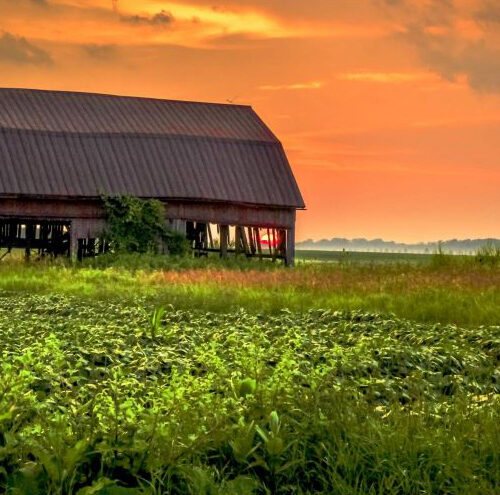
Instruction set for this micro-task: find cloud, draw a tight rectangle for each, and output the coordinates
[381,0,500,93]
[474,1,500,25]
[0,0,346,52]
[0,32,53,65]
[83,43,117,59]
[120,10,174,26]
[456,41,500,93]
[112,0,318,42]
[338,72,435,83]
[206,32,263,48]
[402,25,500,93]
[259,81,324,91]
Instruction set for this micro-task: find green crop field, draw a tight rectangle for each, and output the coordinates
[0,254,499,494]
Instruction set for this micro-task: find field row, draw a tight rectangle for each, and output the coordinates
[0,294,499,494]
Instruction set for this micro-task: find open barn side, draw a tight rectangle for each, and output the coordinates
[0,198,296,264]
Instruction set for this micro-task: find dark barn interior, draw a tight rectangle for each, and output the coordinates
[0,88,304,264]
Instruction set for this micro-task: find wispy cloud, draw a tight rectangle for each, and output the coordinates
[0,0,319,50]
[0,32,52,65]
[411,115,500,129]
[337,72,436,83]
[381,0,500,93]
[82,43,117,60]
[106,0,312,41]
[474,1,500,26]
[259,81,324,91]
[120,10,174,27]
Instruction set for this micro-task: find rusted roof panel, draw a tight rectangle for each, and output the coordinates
[0,88,304,208]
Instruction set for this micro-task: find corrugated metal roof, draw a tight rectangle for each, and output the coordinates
[0,88,304,208]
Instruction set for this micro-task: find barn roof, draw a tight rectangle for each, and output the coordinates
[0,88,304,209]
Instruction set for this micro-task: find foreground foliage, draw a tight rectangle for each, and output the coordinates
[0,294,499,494]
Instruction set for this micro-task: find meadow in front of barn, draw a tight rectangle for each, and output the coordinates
[0,251,499,494]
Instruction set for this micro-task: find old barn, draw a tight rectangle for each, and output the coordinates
[0,88,304,264]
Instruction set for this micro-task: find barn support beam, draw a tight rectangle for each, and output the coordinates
[235,226,250,256]
[219,224,229,259]
[70,220,80,260]
[234,226,241,256]
[285,224,295,267]
[240,227,250,256]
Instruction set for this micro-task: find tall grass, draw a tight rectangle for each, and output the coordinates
[475,242,500,266]
[0,255,498,326]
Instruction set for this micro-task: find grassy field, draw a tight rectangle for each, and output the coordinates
[0,252,499,494]
[0,251,498,326]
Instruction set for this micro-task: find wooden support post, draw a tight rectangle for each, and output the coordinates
[70,233,78,260]
[88,238,96,257]
[248,227,256,255]
[285,223,295,267]
[0,248,11,261]
[25,222,35,261]
[235,226,242,256]
[278,229,287,258]
[240,227,250,256]
[77,239,84,262]
[70,219,82,261]
[219,224,229,258]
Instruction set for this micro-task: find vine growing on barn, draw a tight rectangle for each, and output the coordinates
[102,195,188,255]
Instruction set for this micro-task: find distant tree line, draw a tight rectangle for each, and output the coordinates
[297,237,500,254]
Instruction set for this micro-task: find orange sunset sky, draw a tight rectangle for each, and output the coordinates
[0,0,499,242]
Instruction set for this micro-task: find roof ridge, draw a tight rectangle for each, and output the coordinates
[0,87,252,109]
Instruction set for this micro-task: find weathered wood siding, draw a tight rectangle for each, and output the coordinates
[0,198,295,229]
